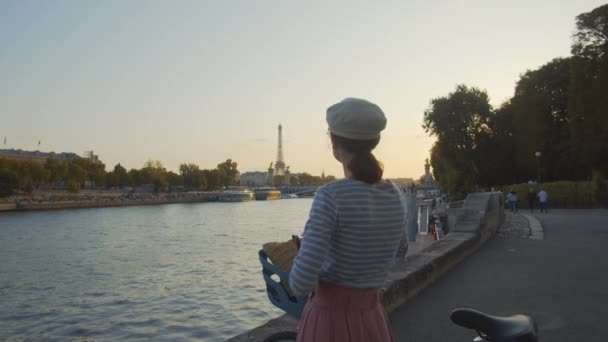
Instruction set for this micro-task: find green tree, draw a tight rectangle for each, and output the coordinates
[203,169,222,190]
[423,85,493,195]
[18,160,48,189]
[297,172,315,186]
[323,175,337,184]
[67,163,87,189]
[571,4,608,59]
[179,163,206,190]
[128,169,144,186]
[290,175,299,186]
[217,159,239,186]
[114,163,130,187]
[105,171,116,188]
[0,165,19,197]
[141,160,168,192]
[45,158,68,188]
[569,4,608,177]
[107,163,130,188]
[67,180,80,193]
[70,159,105,188]
[273,175,285,186]
[510,58,580,182]
[487,102,516,185]
[166,171,183,191]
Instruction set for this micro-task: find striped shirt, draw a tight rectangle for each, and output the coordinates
[289,178,406,299]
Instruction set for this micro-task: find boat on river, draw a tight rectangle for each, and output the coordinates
[254,187,282,201]
[218,190,254,202]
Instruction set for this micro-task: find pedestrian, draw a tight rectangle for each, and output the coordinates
[289,98,405,342]
[538,188,549,213]
[507,190,518,213]
[527,188,536,213]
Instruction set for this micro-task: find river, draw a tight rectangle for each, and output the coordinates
[0,199,313,341]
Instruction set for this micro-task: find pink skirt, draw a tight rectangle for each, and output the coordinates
[296,282,394,342]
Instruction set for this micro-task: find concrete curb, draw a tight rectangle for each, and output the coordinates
[382,232,481,313]
[226,192,504,342]
[520,213,544,240]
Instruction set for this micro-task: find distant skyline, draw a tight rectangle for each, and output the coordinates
[1,1,604,178]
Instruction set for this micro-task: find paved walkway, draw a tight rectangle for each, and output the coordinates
[406,234,437,256]
[389,210,608,342]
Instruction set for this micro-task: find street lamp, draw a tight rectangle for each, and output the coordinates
[535,152,542,184]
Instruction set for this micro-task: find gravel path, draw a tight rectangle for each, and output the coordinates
[497,212,531,239]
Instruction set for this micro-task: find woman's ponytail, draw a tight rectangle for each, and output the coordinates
[331,133,383,184]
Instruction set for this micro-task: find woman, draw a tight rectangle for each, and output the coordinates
[289,98,406,342]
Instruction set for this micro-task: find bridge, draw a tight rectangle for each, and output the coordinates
[277,186,318,197]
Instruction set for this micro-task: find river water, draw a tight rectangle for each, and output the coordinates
[0,199,313,341]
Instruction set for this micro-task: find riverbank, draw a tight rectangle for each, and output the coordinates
[0,190,220,212]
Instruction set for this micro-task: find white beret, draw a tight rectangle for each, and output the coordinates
[326,98,387,140]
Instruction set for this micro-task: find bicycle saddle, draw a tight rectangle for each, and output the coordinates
[450,308,538,342]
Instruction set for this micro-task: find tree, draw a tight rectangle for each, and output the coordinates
[569,4,608,177]
[165,171,183,191]
[67,163,87,190]
[0,166,18,197]
[128,169,144,186]
[296,172,313,186]
[67,180,80,193]
[290,175,299,186]
[45,158,67,188]
[323,175,337,184]
[203,169,222,190]
[141,160,168,192]
[217,159,239,186]
[179,163,206,190]
[571,4,608,60]
[423,85,493,195]
[107,163,130,188]
[70,158,105,188]
[273,175,285,186]
[510,58,580,182]
[114,163,130,187]
[18,160,48,189]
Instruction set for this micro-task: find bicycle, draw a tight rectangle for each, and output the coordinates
[450,308,538,342]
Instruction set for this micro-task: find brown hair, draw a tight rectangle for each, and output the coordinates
[330,133,383,184]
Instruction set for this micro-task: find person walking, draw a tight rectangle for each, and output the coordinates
[507,190,518,213]
[538,189,549,213]
[527,188,536,213]
[289,98,406,342]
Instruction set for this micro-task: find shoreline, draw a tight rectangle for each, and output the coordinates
[0,193,220,212]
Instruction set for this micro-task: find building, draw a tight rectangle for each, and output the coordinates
[0,149,102,164]
[238,171,268,187]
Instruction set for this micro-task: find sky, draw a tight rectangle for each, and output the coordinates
[1,0,605,179]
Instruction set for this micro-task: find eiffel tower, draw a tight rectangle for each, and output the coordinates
[274,124,286,176]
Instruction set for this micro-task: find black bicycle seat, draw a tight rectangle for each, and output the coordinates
[450,308,538,342]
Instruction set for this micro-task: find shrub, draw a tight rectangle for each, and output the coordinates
[501,181,596,209]
[68,180,81,193]
[592,171,608,207]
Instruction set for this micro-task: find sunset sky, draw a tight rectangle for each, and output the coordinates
[1,0,604,178]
